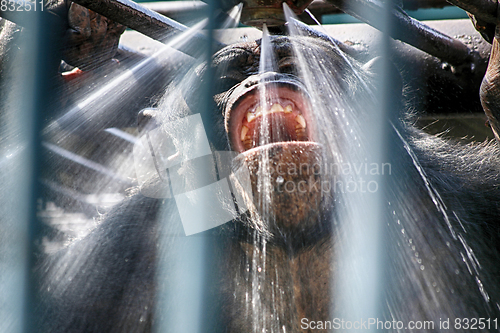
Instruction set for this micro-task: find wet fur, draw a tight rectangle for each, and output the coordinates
[36,35,500,332]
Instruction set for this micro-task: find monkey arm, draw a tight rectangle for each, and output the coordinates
[62,1,126,71]
[466,5,500,143]
[480,25,500,143]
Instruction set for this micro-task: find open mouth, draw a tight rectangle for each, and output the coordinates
[226,82,313,153]
[225,80,329,232]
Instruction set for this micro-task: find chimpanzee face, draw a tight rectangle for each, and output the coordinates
[204,35,370,239]
[143,34,379,239]
[211,35,358,154]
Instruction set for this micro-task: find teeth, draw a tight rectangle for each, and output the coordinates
[246,112,257,123]
[253,104,288,117]
[295,114,306,128]
[242,104,306,147]
[241,126,249,141]
[270,104,284,113]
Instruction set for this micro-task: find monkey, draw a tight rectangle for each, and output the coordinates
[32,27,500,332]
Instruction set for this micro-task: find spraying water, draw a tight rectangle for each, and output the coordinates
[218,3,244,30]
[44,19,210,137]
[247,25,285,332]
[148,12,386,331]
[284,4,385,326]
[20,2,500,332]
[282,4,497,326]
[36,7,250,226]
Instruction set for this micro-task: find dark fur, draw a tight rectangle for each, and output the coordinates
[36,34,500,332]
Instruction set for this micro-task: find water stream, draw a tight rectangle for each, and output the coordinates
[8,3,498,332]
[282,5,496,327]
[283,6,386,326]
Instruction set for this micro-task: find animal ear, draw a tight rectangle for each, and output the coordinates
[362,57,403,96]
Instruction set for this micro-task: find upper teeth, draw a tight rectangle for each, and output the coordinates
[246,103,295,123]
[239,102,309,148]
[246,112,256,122]
[270,104,284,112]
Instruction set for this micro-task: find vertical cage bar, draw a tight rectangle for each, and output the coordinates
[0,8,63,333]
[334,0,396,329]
[154,1,222,332]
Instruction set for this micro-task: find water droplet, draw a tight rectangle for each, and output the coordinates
[257,266,262,272]
[276,176,284,184]
[420,265,425,270]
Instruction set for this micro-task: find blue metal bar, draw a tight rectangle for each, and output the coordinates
[0,9,63,333]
